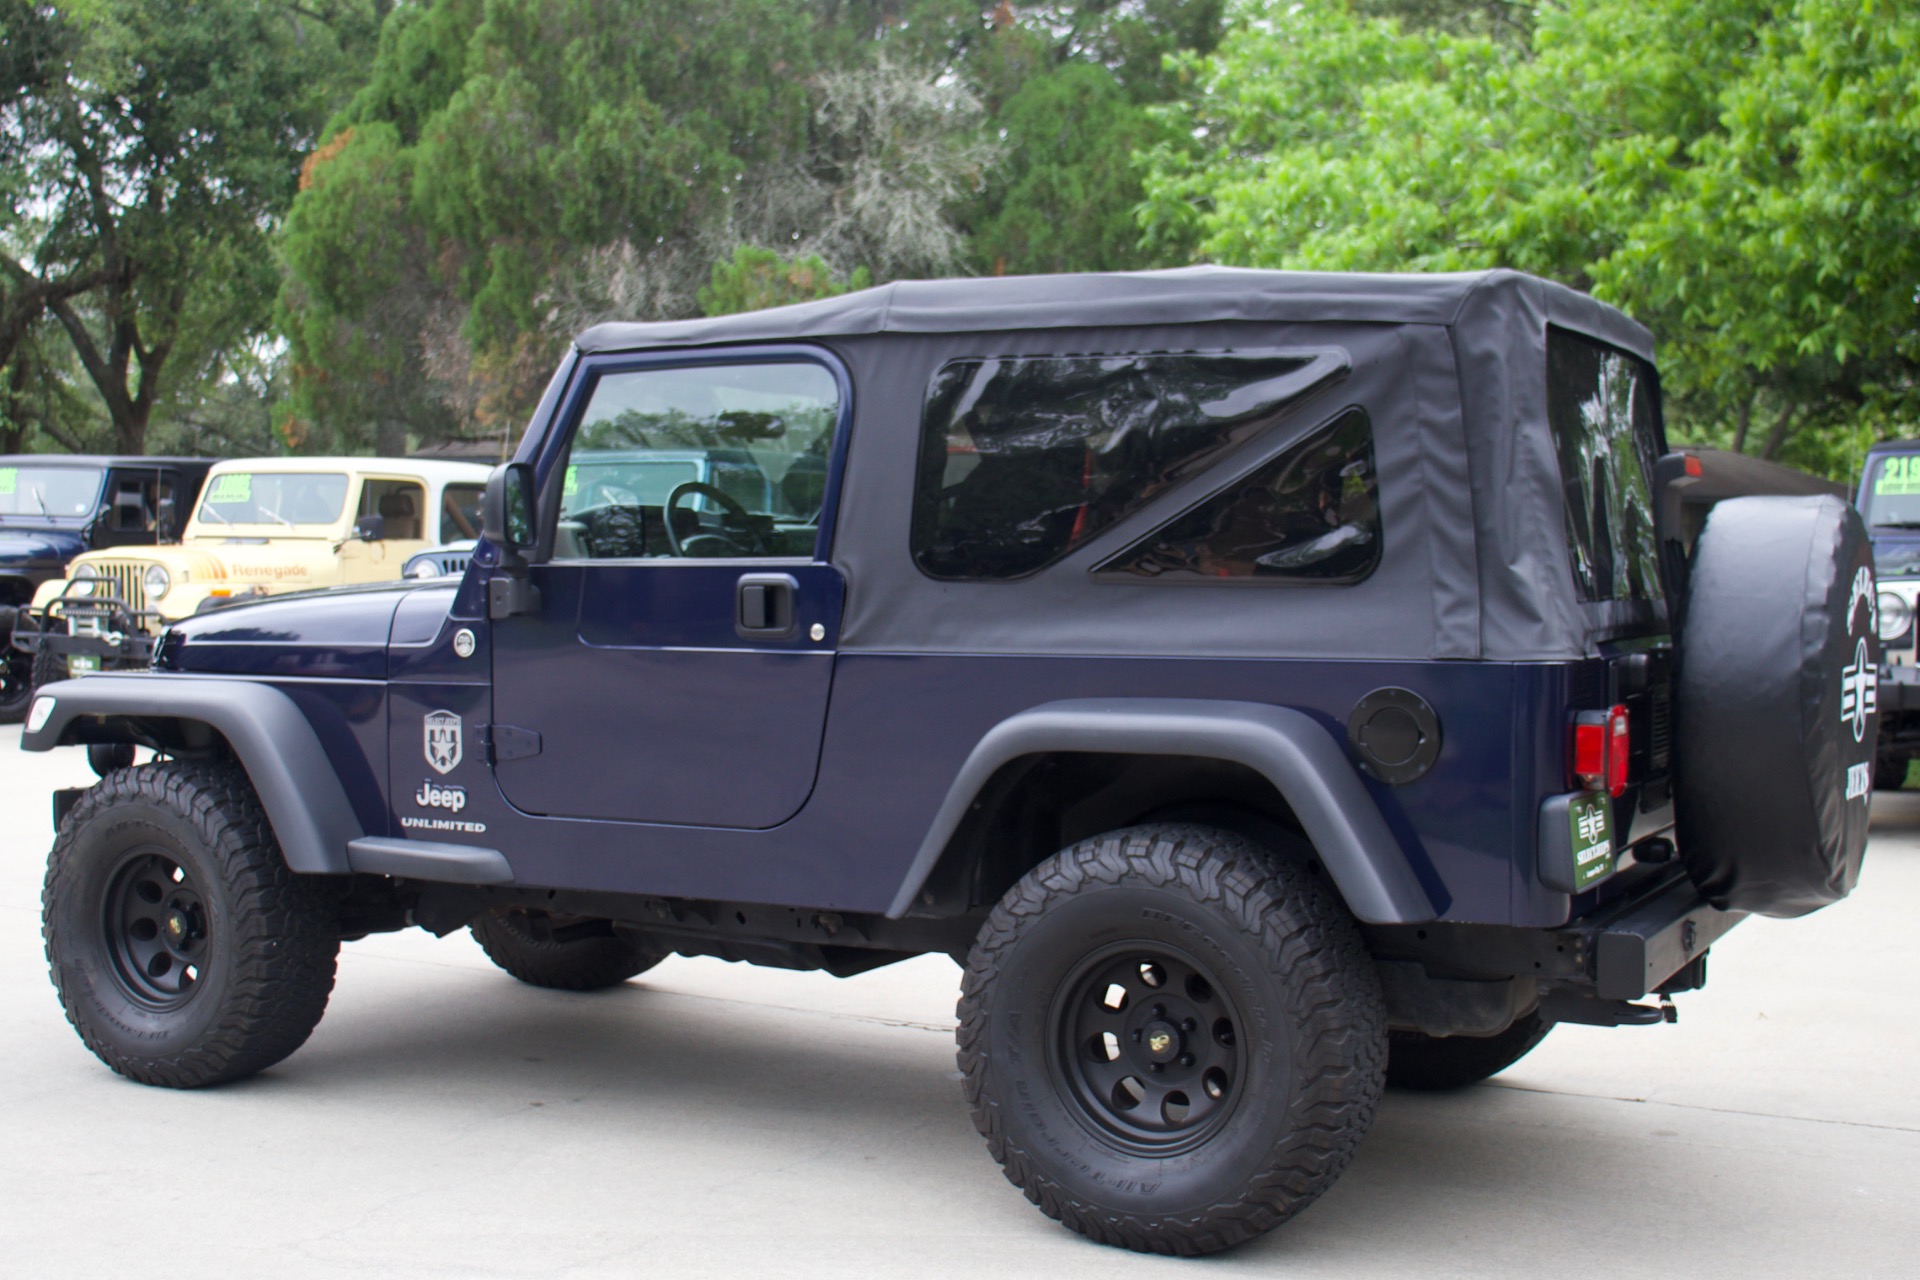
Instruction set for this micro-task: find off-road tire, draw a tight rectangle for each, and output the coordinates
[0,626,32,723]
[42,761,340,1088]
[470,912,664,991]
[957,824,1386,1256]
[29,621,68,690]
[1384,1012,1552,1091]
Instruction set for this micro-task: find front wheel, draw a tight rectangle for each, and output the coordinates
[42,762,341,1088]
[957,824,1386,1256]
[0,625,32,723]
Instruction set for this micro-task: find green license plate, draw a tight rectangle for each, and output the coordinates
[1569,792,1614,890]
[67,654,101,674]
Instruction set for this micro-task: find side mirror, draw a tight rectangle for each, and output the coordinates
[481,461,541,619]
[354,513,386,542]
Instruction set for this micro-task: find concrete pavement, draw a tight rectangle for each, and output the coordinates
[3,725,1916,1276]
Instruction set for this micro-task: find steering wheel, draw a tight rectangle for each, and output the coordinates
[663,481,771,557]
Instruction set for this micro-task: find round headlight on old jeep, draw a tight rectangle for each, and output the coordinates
[143,563,171,601]
[1877,590,1911,643]
[404,555,441,579]
[68,563,98,597]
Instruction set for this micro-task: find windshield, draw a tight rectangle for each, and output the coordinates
[1862,455,1920,528]
[196,471,350,528]
[0,465,103,519]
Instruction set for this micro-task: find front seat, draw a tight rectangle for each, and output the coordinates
[378,491,421,540]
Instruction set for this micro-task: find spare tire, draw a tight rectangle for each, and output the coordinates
[1674,495,1875,917]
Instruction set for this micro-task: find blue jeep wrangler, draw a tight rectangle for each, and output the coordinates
[23,270,1876,1255]
[0,455,214,722]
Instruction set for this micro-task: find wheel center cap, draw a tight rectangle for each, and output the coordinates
[166,910,189,940]
[1143,1021,1182,1064]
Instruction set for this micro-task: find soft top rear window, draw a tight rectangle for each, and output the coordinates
[1547,329,1664,604]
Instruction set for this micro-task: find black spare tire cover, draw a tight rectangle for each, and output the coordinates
[1674,495,1875,917]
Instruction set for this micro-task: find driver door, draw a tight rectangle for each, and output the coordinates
[488,351,847,829]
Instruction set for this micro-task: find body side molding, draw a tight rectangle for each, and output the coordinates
[885,698,1440,924]
[20,674,363,874]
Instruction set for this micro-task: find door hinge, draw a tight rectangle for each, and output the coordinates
[486,723,543,763]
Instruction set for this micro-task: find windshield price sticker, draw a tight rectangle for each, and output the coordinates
[1569,793,1614,890]
[563,465,579,498]
[0,467,15,495]
[1876,456,1920,496]
[207,473,252,502]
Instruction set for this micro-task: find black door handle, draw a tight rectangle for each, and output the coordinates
[736,573,798,638]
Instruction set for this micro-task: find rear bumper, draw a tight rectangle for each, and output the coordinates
[1576,871,1746,1000]
[1367,868,1746,1002]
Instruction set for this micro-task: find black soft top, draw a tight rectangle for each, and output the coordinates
[559,268,1663,662]
[579,266,1654,363]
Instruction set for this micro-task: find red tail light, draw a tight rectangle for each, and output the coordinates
[1573,704,1631,797]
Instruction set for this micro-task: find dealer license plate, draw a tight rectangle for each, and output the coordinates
[1568,792,1614,891]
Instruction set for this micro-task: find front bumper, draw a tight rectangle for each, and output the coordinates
[1879,662,1920,712]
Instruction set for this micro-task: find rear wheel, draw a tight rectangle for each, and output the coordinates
[958,824,1385,1256]
[42,761,341,1088]
[470,911,664,991]
[1385,1012,1552,1091]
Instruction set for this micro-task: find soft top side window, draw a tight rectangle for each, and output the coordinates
[1096,408,1381,583]
[1547,329,1663,604]
[911,349,1347,581]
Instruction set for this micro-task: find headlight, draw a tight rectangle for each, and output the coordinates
[68,562,98,597]
[1879,591,1912,642]
[405,557,442,579]
[143,563,171,601]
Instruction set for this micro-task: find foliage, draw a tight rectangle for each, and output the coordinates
[0,0,376,455]
[1141,0,1920,473]
[699,247,872,317]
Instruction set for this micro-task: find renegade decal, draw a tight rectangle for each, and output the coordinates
[416,780,467,813]
[424,709,463,774]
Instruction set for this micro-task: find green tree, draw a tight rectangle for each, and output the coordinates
[0,0,376,455]
[1141,0,1920,473]
[282,0,999,445]
[964,1,1226,275]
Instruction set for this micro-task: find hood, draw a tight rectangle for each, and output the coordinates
[0,527,85,573]
[157,581,433,680]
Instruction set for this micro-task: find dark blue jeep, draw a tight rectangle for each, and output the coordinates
[22,270,1876,1256]
[0,455,213,722]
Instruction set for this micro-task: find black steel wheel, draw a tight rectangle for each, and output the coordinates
[471,911,664,990]
[1385,1012,1553,1091]
[43,761,340,1088]
[958,824,1386,1256]
[1053,945,1248,1155]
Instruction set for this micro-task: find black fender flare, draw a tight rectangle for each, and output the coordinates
[884,698,1440,924]
[19,674,362,874]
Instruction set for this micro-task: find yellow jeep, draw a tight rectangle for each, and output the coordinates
[28,456,490,677]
